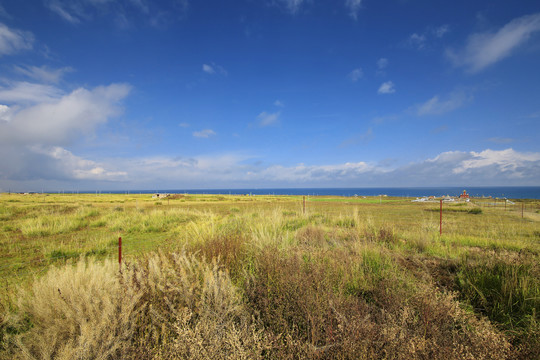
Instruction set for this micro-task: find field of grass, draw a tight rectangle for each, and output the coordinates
[0,193,538,359]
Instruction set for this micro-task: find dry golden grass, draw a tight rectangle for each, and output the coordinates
[0,193,538,359]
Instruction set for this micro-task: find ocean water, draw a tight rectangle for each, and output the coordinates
[110,187,540,199]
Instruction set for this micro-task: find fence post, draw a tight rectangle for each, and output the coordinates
[440,199,442,236]
[522,203,524,218]
[303,196,306,215]
[118,237,122,272]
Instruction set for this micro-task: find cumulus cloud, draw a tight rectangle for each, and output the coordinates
[378,81,395,94]
[453,149,540,177]
[257,111,280,126]
[14,65,74,83]
[416,91,471,116]
[345,0,362,20]
[192,129,216,138]
[0,23,34,56]
[348,68,363,82]
[3,147,540,190]
[0,83,131,185]
[446,13,540,73]
[0,83,130,144]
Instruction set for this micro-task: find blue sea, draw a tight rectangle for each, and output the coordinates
[106,187,540,199]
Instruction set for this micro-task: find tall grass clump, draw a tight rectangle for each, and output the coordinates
[8,258,142,359]
[4,252,267,360]
[456,253,540,357]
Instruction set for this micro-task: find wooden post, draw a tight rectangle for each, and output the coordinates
[440,199,443,236]
[303,196,306,215]
[118,237,122,272]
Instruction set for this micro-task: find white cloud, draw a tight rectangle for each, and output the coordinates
[348,68,363,82]
[434,24,450,38]
[275,0,306,14]
[202,62,227,76]
[453,149,540,177]
[46,0,189,26]
[377,58,388,70]
[408,33,426,49]
[0,23,34,56]
[0,82,64,104]
[0,83,131,185]
[446,13,540,73]
[0,83,130,145]
[345,0,362,20]
[3,147,540,190]
[202,64,215,74]
[274,100,285,107]
[192,129,216,138]
[32,145,127,180]
[0,104,11,122]
[416,91,471,116]
[14,65,74,83]
[178,122,190,128]
[377,81,395,94]
[257,111,280,126]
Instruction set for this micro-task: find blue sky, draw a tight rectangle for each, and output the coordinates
[1,0,540,191]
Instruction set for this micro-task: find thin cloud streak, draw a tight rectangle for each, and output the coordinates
[446,12,540,73]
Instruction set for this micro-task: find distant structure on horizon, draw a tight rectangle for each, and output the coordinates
[459,190,470,199]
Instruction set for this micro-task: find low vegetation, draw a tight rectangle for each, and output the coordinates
[0,193,538,359]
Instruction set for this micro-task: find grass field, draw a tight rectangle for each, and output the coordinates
[0,193,538,359]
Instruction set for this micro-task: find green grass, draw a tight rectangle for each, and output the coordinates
[0,192,538,359]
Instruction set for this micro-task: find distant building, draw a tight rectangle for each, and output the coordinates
[459,190,470,199]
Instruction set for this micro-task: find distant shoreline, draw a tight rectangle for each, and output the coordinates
[4,186,540,199]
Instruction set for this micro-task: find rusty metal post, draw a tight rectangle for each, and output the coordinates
[118,237,122,271]
[303,196,306,215]
[440,199,443,235]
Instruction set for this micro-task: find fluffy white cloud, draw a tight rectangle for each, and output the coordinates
[348,68,363,82]
[257,111,280,126]
[0,83,131,185]
[3,147,540,190]
[453,149,540,177]
[345,0,362,20]
[378,81,395,94]
[0,83,130,144]
[446,13,540,73]
[0,23,34,56]
[14,65,74,83]
[416,91,471,116]
[32,145,128,180]
[192,129,216,138]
